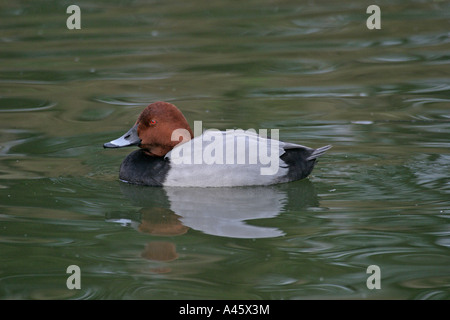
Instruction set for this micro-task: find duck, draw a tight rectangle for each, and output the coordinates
[103,101,331,187]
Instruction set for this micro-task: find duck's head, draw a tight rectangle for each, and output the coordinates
[103,101,193,156]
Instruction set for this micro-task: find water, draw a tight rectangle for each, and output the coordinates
[0,0,449,300]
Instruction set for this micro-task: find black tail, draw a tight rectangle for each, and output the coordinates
[307,145,332,161]
[280,145,332,181]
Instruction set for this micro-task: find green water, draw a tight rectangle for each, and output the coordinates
[0,0,449,299]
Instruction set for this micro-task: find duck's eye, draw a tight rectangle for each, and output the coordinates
[149,119,157,126]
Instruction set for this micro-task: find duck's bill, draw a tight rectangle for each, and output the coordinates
[103,124,141,148]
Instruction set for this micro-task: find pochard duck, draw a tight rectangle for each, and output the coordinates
[104,101,331,187]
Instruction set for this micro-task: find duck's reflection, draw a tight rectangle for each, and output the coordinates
[137,207,189,236]
[164,186,286,238]
[107,180,318,266]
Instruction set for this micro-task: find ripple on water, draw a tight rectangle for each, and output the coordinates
[0,273,100,300]
[333,233,407,247]
[406,154,450,191]
[312,231,417,263]
[360,53,422,64]
[404,97,450,108]
[391,252,450,266]
[401,276,450,294]
[345,33,450,50]
[290,14,350,35]
[75,108,115,121]
[93,94,159,106]
[291,283,356,299]
[248,86,368,99]
[269,59,337,75]
[0,97,56,113]
[0,235,75,247]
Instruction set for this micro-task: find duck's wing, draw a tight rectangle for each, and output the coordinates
[164,130,331,187]
[164,130,289,186]
[165,130,286,164]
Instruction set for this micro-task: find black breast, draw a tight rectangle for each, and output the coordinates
[119,149,171,186]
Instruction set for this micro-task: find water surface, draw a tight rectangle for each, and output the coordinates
[0,0,449,299]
